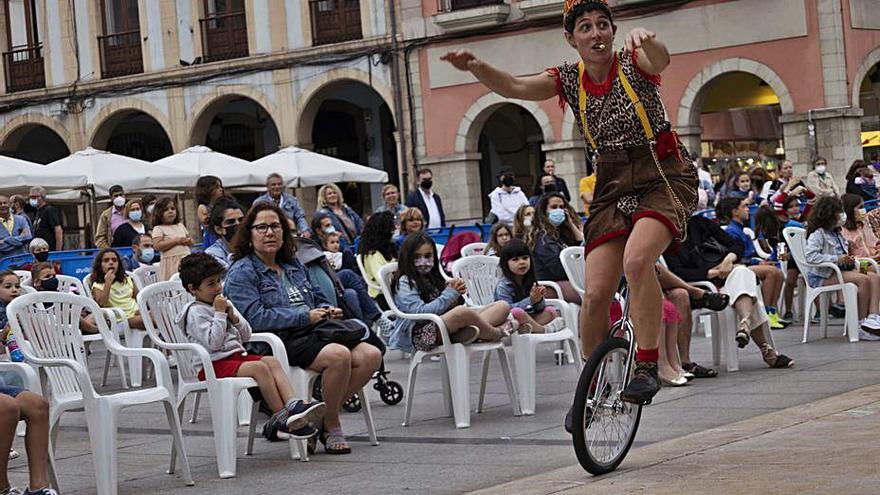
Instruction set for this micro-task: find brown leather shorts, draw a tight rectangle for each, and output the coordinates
[583,145,698,256]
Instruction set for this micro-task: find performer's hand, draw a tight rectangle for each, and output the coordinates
[624,28,656,53]
[441,50,477,72]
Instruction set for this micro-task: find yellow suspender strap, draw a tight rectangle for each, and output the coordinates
[577,61,598,151]
[617,62,655,142]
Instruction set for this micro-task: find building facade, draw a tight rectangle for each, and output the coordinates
[1,0,879,228]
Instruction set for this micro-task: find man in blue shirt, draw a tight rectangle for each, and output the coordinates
[253,173,311,237]
[122,233,157,271]
[717,197,789,329]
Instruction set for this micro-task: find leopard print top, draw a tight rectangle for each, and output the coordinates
[550,51,670,152]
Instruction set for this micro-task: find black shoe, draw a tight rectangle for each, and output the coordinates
[783,311,793,321]
[690,291,729,312]
[620,361,660,405]
[564,404,593,434]
[829,304,846,319]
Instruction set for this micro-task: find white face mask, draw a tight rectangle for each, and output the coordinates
[837,212,847,227]
[815,165,827,175]
[113,196,126,208]
[523,217,533,227]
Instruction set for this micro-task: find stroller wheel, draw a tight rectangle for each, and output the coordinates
[379,380,404,405]
[311,376,323,402]
[342,393,361,412]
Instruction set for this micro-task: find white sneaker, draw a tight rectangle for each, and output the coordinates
[862,317,880,331]
[543,317,566,333]
[858,328,880,341]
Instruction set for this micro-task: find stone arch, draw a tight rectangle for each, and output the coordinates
[852,46,880,109]
[86,99,174,151]
[0,113,71,151]
[188,85,280,147]
[676,58,795,129]
[455,93,554,154]
[296,67,397,147]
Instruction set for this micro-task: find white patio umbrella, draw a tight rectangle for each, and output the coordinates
[153,145,260,187]
[251,146,389,187]
[46,147,200,195]
[0,155,89,191]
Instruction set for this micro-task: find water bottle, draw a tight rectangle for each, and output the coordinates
[4,330,23,363]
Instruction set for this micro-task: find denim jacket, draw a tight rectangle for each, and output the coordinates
[804,228,848,281]
[224,254,330,337]
[204,238,232,269]
[254,192,311,235]
[390,275,460,353]
[494,276,545,313]
[0,214,32,257]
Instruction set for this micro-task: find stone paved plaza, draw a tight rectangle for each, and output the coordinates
[7,318,879,494]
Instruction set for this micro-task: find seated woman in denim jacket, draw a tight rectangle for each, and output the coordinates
[225,202,381,455]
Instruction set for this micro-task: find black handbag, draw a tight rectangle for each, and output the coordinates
[313,319,369,345]
[697,236,730,267]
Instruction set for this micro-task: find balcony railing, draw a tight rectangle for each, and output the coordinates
[98,30,143,78]
[309,0,363,46]
[200,11,249,63]
[2,44,45,93]
[437,0,505,12]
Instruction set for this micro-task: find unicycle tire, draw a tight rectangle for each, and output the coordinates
[571,337,642,475]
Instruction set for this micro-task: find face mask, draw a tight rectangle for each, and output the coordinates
[113,196,126,208]
[414,257,434,274]
[139,248,155,263]
[501,177,514,187]
[420,179,433,190]
[146,204,155,215]
[129,210,142,222]
[857,208,867,219]
[543,184,557,193]
[34,251,49,262]
[40,276,59,292]
[816,165,827,174]
[739,184,750,192]
[523,217,533,227]
[548,208,566,226]
[837,212,847,227]
[28,198,39,208]
[323,226,336,235]
[223,224,237,242]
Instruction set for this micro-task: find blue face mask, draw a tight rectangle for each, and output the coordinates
[139,248,155,264]
[129,210,142,222]
[323,226,336,235]
[548,208,566,226]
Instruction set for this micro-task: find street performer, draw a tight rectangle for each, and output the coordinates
[441,0,697,413]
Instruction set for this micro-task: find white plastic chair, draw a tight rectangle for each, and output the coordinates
[136,281,309,478]
[169,272,181,282]
[783,227,859,343]
[133,264,159,288]
[549,248,584,341]
[7,291,193,495]
[377,263,520,428]
[355,253,383,294]
[460,242,487,257]
[435,243,452,281]
[13,270,31,286]
[82,272,149,387]
[452,255,581,415]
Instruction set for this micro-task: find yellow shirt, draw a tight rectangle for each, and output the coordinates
[91,277,138,318]
[0,215,14,234]
[578,174,597,215]
[362,251,394,299]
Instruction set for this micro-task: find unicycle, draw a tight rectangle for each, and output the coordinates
[571,284,643,475]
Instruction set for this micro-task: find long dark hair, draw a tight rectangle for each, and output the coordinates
[846,160,867,181]
[841,193,864,231]
[498,239,536,301]
[91,248,127,285]
[753,205,782,245]
[358,211,397,260]
[391,232,444,301]
[807,196,843,236]
[195,176,222,206]
[526,192,578,249]
[230,202,297,264]
[152,197,180,226]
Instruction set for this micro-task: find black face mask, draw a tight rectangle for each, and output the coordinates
[543,184,557,193]
[420,179,433,190]
[501,176,514,187]
[40,276,59,292]
[223,224,237,242]
[34,251,49,262]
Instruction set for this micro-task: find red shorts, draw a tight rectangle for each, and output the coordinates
[198,353,263,381]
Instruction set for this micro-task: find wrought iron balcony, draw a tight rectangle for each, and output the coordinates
[199,11,249,62]
[2,44,45,93]
[98,30,144,78]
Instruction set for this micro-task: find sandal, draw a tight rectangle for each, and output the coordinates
[761,343,794,368]
[735,318,751,349]
[691,291,730,312]
[682,362,717,378]
[321,426,352,455]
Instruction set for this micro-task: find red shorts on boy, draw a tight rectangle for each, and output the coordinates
[198,353,263,380]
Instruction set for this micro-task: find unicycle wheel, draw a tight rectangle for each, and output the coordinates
[571,337,642,475]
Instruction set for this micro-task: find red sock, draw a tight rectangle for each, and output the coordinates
[636,347,659,363]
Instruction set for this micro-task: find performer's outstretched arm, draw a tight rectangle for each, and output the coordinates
[440,50,558,101]
[624,28,670,75]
